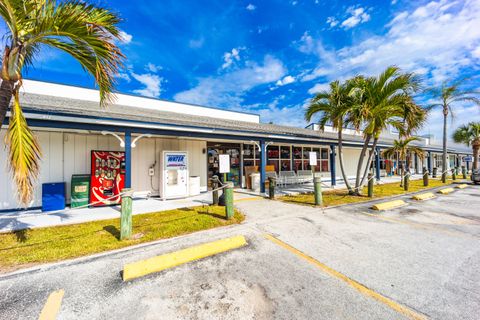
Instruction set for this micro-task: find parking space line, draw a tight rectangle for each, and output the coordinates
[38,289,64,320]
[264,234,427,320]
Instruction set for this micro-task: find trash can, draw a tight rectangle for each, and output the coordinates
[71,175,90,208]
[432,167,437,178]
[42,182,66,212]
[250,173,260,192]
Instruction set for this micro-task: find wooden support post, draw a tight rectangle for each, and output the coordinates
[368,173,374,198]
[268,177,276,200]
[120,188,133,240]
[224,182,234,220]
[404,173,409,191]
[423,167,429,186]
[314,177,323,206]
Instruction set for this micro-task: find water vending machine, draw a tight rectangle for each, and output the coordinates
[161,151,189,199]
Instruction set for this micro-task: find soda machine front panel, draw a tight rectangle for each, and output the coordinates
[90,151,125,206]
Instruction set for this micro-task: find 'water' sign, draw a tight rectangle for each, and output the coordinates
[165,153,187,168]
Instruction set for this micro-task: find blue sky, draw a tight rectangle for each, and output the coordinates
[15,0,480,141]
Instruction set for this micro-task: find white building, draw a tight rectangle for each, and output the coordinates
[0,80,473,212]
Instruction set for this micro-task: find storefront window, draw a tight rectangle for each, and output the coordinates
[281,146,291,159]
[293,146,302,159]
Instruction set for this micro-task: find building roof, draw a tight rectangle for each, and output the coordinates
[16,90,471,154]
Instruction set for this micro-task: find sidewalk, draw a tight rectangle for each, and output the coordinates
[0,174,419,233]
[0,191,259,233]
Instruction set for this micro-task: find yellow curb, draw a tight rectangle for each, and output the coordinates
[456,184,468,189]
[438,187,455,194]
[371,199,407,211]
[39,289,64,320]
[264,234,427,320]
[235,197,264,202]
[412,192,435,201]
[123,235,247,281]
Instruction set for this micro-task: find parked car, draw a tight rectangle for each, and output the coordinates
[472,169,480,185]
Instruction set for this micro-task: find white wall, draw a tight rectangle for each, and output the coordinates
[334,147,369,180]
[0,130,207,211]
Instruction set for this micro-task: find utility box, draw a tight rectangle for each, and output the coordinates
[71,175,90,208]
[42,182,66,212]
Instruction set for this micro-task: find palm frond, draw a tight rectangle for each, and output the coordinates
[5,88,41,205]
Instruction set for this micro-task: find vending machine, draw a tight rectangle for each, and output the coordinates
[161,151,189,199]
[90,151,125,206]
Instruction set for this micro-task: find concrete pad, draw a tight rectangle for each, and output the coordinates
[438,188,455,194]
[123,235,247,281]
[412,192,435,201]
[371,200,407,211]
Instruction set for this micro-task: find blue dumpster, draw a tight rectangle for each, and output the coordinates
[42,182,66,212]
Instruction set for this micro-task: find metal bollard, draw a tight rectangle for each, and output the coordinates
[268,177,276,200]
[423,167,429,186]
[404,173,409,191]
[212,175,219,205]
[314,177,323,206]
[367,173,374,198]
[120,188,133,240]
[462,166,467,179]
[224,182,234,220]
[451,168,456,180]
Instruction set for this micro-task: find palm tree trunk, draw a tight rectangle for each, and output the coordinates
[355,134,371,192]
[0,79,15,130]
[337,129,353,194]
[473,141,480,171]
[359,137,379,188]
[442,106,448,182]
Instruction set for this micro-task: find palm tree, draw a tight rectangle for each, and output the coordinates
[0,0,124,205]
[305,80,356,194]
[453,122,480,171]
[382,137,425,183]
[428,81,480,183]
[351,66,424,193]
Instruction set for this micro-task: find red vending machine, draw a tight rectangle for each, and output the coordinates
[90,151,125,206]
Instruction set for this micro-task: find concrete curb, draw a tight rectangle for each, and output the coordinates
[123,235,247,281]
[412,192,436,201]
[438,187,455,194]
[371,200,407,211]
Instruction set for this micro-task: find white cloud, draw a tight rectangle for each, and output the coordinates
[174,55,286,108]
[326,16,339,27]
[255,97,310,125]
[297,0,480,138]
[145,63,162,73]
[299,0,480,84]
[118,30,133,44]
[308,83,330,94]
[246,4,256,11]
[276,75,296,86]
[222,48,242,69]
[116,72,131,82]
[189,38,205,49]
[472,46,480,58]
[131,73,163,98]
[341,7,371,29]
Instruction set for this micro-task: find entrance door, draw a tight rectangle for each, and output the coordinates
[207,143,241,187]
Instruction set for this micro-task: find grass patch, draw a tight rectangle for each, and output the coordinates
[0,205,244,273]
[281,177,460,207]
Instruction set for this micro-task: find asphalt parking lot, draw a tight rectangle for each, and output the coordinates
[0,184,479,319]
